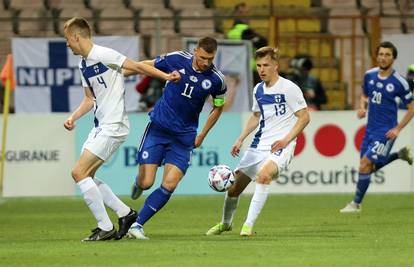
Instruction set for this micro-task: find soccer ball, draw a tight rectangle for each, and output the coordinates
[208,165,235,192]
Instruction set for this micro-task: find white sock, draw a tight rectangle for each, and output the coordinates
[244,183,270,227]
[94,178,130,218]
[77,177,112,231]
[221,192,240,225]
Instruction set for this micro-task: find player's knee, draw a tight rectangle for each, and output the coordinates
[137,178,154,190]
[227,186,242,197]
[71,168,86,182]
[359,161,373,173]
[255,173,272,184]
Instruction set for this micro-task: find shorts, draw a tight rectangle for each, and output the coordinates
[235,141,296,181]
[137,122,196,174]
[82,123,129,161]
[360,132,395,165]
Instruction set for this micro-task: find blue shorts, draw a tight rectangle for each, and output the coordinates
[137,122,196,174]
[360,132,395,165]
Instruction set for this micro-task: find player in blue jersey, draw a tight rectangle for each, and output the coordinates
[63,17,180,241]
[126,37,227,239]
[340,41,414,213]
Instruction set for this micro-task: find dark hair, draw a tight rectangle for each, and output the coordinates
[255,46,279,61]
[197,37,217,53]
[376,41,398,59]
[64,17,92,38]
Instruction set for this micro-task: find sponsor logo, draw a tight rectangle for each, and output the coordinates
[201,79,212,90]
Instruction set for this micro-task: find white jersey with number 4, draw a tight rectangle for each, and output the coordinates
[250,76,307,150]
[79,44,129,128]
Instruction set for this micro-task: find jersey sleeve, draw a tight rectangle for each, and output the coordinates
[396,76,413,106]
[251,84,260,112]
[286,82,307,113]
[88,46,126,68]
[210,69,227,99]
[154,52,177,72]
[362,72,370,96]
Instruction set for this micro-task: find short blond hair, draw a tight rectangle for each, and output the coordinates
[255,46,279,62]
[64,17,92,38]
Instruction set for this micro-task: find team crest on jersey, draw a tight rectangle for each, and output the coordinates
[189,75,198,82]
[274,94,286,103]
[142,151,149,159]
[376,82,383,89]
[201,79,212,90]
[386,83,394,92]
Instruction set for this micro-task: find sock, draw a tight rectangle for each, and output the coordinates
[93,178,130,218]
[244,183,270,227]
[77,177,112,231]
[136,186,173,227]
[353,173,371,204]
[221,192,239,225]
[374,153,398,171]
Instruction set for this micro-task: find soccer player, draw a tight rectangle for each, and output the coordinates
[340,41,414,213]
[127,37,227,240]
[206,47,310,236]
[63,17,180,241]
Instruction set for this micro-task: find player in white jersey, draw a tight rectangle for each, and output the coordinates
[206,47,310,236]
[62,17,180,241]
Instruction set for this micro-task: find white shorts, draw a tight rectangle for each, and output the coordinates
[82,123,129,161]
[235,141,296,181]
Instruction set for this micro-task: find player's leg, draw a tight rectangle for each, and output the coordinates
[71,149,116,241]
[128,133,191,239]
[241,159,278,236]
[131,164,158,200]
[128,164,184,240]
[131,122,163,200]
[374,146,413,171]
[206,170,251,235]
[340,156,373,213]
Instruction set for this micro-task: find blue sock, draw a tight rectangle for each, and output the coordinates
[353,173,371,204]
[374,153,398,171]
[136,186,173,227]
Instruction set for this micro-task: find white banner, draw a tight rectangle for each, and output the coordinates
[243,111,414,193]
[185,39,253,112]
[1,114,76,196]
[12,36,141,113]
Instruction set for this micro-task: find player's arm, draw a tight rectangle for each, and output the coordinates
[386,100,414,139]
[231,111,261,157]
[122,58,180,81]
[194,103,224,148]
[271,107,310,153]
[64,87,94,131]
[123,60,155,76]
[357,93,368,119]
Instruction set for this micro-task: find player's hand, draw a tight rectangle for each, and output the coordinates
[386,127,400,139]
[167,70,181,82]
[271,139,288,153]
[194,134,205,148]
[231,140,243,157]
[357,109,366,119]
[64,117,75,131]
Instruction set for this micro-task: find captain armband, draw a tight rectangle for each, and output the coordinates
[213,98,225,107]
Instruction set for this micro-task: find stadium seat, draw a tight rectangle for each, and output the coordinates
[328,8,364,35]
[17,8,55,37]
[168,0,205,11]
[178,9,216,37]
[138,8,175,35]
[47,0,87,10]
[8,0,46,10]
[97,7,136,35]
[86,0,126,10]
[127,0,166,10]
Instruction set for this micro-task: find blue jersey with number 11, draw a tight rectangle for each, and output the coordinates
[363,67,412,133]
[149,51,227,134]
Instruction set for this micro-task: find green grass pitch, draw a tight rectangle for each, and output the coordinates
[1,194,413,267]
